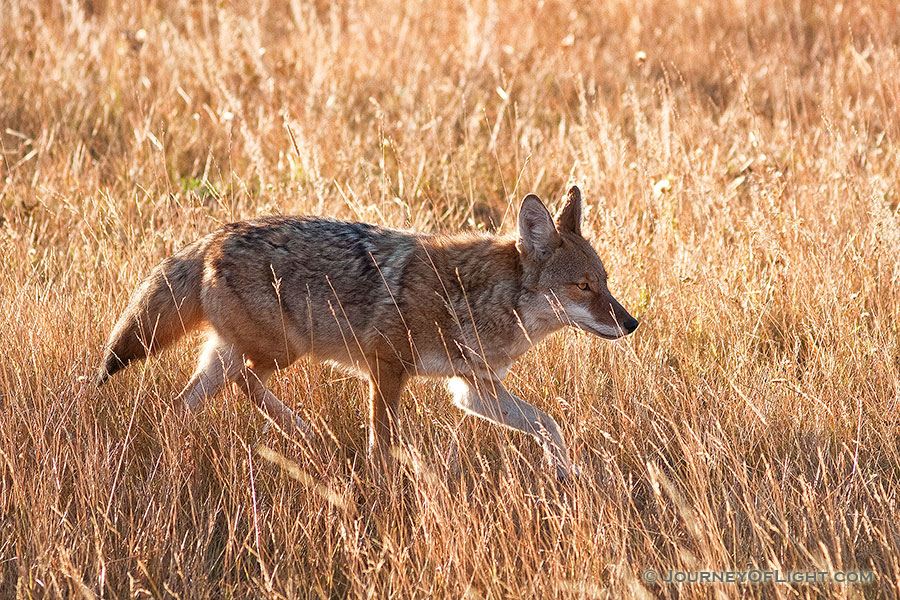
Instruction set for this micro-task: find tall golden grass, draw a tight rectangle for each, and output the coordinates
[2,0,899,597]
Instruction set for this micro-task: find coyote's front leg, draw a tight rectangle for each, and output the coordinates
[367,359,409,470]
[448,376,576,479]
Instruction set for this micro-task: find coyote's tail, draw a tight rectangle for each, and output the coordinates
[95,238,208,386]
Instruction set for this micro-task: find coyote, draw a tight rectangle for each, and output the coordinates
[96,186,638,478]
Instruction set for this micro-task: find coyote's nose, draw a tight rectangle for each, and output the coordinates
[622,317,639,334]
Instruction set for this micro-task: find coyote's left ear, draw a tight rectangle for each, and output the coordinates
[517,194,559,261]
[555,185,583,236]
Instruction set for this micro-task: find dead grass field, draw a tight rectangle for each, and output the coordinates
[2,0,900,597]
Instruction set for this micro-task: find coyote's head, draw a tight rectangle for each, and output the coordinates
[516,186,639,340]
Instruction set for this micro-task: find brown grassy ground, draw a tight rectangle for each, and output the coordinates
[2,0,900,597]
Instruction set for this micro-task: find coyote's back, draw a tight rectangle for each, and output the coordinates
[98,216,421,382]
[196,217,422,370]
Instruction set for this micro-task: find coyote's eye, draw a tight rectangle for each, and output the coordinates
[576,282,591,292]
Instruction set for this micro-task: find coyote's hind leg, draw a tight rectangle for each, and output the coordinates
[175,335,240,411]
[234,363,312,441]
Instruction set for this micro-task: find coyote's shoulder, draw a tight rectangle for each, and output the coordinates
[97,187,638,479]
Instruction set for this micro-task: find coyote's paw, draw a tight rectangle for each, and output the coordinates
[554,463,581,482]
[292,415,315,444]
[262,413,314,445]
[545,453,580,482]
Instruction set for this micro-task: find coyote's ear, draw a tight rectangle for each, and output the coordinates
[517,194,559,261]
[555,185,583,235]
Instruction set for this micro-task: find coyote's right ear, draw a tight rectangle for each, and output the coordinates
[555,185,583,235]
[517,194,559,261]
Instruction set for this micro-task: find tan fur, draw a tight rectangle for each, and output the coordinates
[96,236,210,385]
[97,186,638,478]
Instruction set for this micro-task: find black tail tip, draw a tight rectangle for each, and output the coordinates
[95,353,129,387]
[94,369,110,387]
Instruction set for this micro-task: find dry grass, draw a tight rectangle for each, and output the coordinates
[2,0,900,597]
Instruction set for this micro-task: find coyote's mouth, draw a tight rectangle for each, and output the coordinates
[572,321,627,340]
